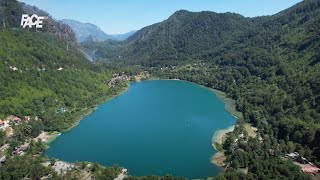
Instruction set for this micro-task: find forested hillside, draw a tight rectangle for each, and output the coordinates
[84,0,320,67]
[0,0,130,131]
[0,29,128,131]
[0,0,131,178]
[82,10,255,65]
[83,0,320,179]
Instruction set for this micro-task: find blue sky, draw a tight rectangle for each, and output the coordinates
[19,0,302,34]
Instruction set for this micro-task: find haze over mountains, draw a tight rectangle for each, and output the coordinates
[61,19,136,42]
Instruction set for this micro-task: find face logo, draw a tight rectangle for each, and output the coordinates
[21,14,45,28]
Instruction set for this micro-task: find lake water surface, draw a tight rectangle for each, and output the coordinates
[44,80,235,179]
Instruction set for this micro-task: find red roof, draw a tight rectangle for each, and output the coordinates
[12,117,21,122]
[303,165,320,174]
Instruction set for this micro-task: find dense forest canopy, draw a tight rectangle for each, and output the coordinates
[0,29,126,131]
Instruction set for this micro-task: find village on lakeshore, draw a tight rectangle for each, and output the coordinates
[108,72,149,88]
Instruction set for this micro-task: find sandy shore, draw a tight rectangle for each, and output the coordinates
[114,172,127,180]
[206,86,244,168]
[211,152,226,168]
[212,125,235,145]
[210,126,234,168]
[35,131,61,144]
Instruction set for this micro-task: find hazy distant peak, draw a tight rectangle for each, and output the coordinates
[61,19,136,42]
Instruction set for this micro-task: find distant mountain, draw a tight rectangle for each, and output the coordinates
[110,30,136,41]
[61,19,135,42]
[61,19,112,42]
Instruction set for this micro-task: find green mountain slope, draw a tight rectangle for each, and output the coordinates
[83,10,255,65]
[0,0,129,131]
[84,0,320,67]
[0,29,126,131]
[0,1,129,179]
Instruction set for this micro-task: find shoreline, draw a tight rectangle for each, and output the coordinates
[211,152,227,168]
[209,89,243,120]
[63,85,129,133]
[155,79,243,119]
[208,88,242,168]
[210,125,235,169]
[201,85,243,168]
[45,132,61,144]
[43,85,130,161]
[211,125,235,145]
[46,85,130,145]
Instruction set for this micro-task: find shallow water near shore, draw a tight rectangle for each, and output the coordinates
[44,80,236,179]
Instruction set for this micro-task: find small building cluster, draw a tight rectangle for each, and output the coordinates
[0,115,31,137]
[12,143,29,156]
[286,152,320,175]
[4,115,30,124]
[108,73,130,88]
[57,107,67,113]
[0,115,33,162]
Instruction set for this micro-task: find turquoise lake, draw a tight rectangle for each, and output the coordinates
[44,80,236,179]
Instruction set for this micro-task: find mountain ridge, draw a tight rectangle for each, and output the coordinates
[84,0,320,67]
[61,19,136,42]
